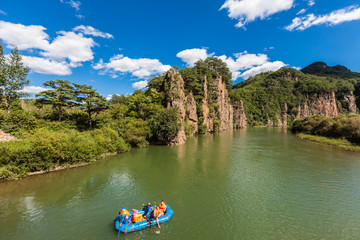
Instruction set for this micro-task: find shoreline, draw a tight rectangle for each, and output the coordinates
[0,152,120,182]
[296,133,360,151]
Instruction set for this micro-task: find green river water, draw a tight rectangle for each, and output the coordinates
[1,128,360,240]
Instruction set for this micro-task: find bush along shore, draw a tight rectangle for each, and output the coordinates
[291,115,360,151]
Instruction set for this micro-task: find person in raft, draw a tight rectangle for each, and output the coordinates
[118,208,130,227]
[158,200,167,214]
[152,201,167,228]
[142,202,153,219]
[130,209,143,223]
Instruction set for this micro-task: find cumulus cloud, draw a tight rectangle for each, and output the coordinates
[22,56,72,75]
[94,54,171,79]
[176,48,214,67]
[19,86,48,94]
[132,80,148,90]
[220,0,294,28]
[240,61,287,79]
[0,21,50,50]
[0,20,113,75]
[73,25,113,39]
[41,31,95,63]
[177,48,287,80]
[286,5,360,31]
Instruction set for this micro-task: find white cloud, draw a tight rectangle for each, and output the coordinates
[22,56,72,75]
[76,14,85,20]
[94,54,171,79]
[73,25,113,39]
[0,21,50,50]
[60,0,81,11]
[307,0,315,7]
[132,80,148,90]
[176,48,214,67]
[0,10,7,15]
[42,31,95,63]
[286,5,360,31]
[177,48,287,80]
[297,9,306,15]
[106,94,116,101]
[220,0,294,28]
[20,86,48,94]
[240,61,287,79]
[0,21,111,76]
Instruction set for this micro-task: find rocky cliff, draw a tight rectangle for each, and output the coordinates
[344,91,357,114]
[162,68,241,145]
[233,100,247,129]
[295,92,340,119]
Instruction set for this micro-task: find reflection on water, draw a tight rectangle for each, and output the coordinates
[1,128,360,240]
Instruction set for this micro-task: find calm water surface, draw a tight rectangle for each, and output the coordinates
[1,128,360,239]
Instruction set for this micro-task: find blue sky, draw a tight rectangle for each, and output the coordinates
[1,0,360,99]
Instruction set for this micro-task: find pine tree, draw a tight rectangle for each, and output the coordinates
[74,84,108,129]
[36,80,75,121]
[0,44,30,112]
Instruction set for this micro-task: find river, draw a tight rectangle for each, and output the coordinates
[1,128,360,239]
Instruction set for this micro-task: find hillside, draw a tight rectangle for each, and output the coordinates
[231,65,360,127]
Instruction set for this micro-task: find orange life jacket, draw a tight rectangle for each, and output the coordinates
[120,209,130,216]
[131,213,142,223]
[152,208,159,218]
[159,203,167,212]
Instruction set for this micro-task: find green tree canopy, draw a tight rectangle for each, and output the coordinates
[74,84,108,130]
[36,80,75,122]
[0,44,30,112]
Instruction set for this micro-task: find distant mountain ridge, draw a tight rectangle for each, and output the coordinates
[301,62,360,79]
[231,62,360,127]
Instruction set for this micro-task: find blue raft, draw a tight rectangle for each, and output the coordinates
[114,205,173,234]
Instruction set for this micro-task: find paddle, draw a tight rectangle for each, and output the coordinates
[151,221,160,234]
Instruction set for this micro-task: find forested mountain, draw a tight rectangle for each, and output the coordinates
[231,63,360,127]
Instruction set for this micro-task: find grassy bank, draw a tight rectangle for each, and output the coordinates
[296,133,360,151]
[292,115,360,151]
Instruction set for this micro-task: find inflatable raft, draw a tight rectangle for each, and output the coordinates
[114,205,173,234]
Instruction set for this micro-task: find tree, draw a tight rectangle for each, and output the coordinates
[36,80,75,122]
[74,84,108,130]
[0,45,30,112]
[151,107,181,144]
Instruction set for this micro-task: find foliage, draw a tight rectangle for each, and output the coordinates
[36,80,75,122]
[231,68,360,126]
[291,115,360,145]
[151,107,181,144]
[74,84,109,129]
[0,43,30,111]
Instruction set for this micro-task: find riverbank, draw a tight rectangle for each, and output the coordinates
[296,133,360,151]
[291,115,360,151]
[0,151,120,182]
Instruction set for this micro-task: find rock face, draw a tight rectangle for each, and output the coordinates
[295,92,340,119]
[163,68,237,145]
[344,91,357,114]
[164,68,187,145]
[213,77,234,132]
[185,91,198,135]
[233,100,247,129]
